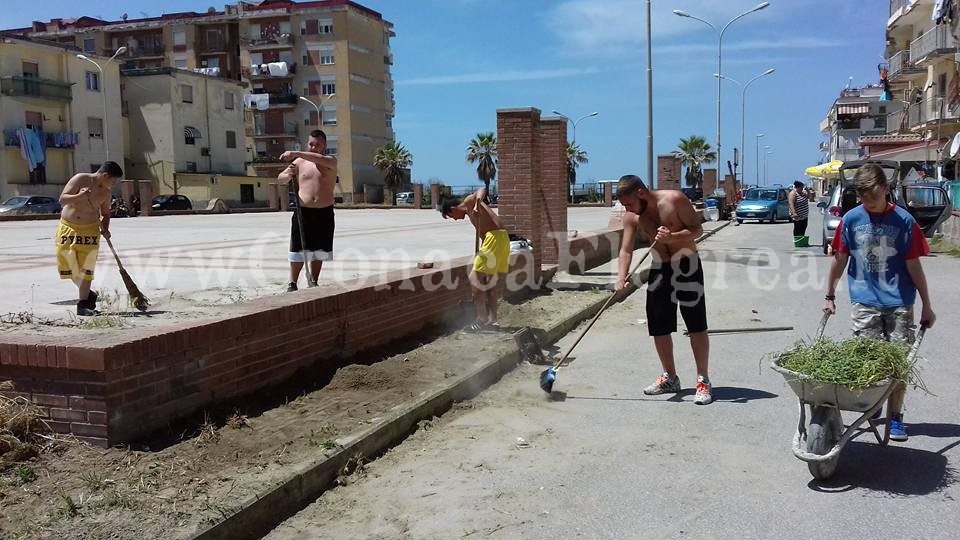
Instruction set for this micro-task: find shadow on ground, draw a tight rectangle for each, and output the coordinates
[808,441,958,496]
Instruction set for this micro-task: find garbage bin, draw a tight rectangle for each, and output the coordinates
[793,235,810,248]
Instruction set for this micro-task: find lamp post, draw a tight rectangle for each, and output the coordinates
[715,68,775,191]
[755,133,765,187]
[77,47,126,163]
[673,3,770,179]
[299,93,335,128]
[764,146,772,186]
[551,110,598,143]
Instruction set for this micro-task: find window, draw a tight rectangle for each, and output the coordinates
[204,57,221,69]
[320,51,335,65]
[85,71,100,91]
[226,130,237,148]
[185,133,195,145]
[302,55,309,66]
[225,91,235,110]
[326,146,337,156]
[386,115,392,128]
[186,161,197,172]
[88,117,103,139]
[939,73,948,98]
[181,84,193,103]
[323,106,337,125]
[83,38,95,52]
[321,81,335,95]
[25,111,43,129]
[174,31,186,46]
[279,21,292,35]
[22,62,39,77]
[175,59,188,69]
[249,24,260,40]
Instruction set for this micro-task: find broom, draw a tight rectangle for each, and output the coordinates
[88,194,150,311]
[102,233,150,312]
[539,240,658,394]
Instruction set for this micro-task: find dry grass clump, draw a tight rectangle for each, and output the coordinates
[1,381,59,468]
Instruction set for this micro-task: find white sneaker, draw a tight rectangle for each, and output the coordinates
[693,375,713,405]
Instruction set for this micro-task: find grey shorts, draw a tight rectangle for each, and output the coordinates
[851,303,916,343]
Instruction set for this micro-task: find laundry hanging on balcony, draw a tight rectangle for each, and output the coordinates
[266,62,289,77]
[15,127,46,172]
[244,93,270,110]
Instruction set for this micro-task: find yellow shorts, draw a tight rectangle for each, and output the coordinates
[473,229,510,276]
[55,219,101,281]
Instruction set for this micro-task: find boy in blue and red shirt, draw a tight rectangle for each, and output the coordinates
[824,163,936,442]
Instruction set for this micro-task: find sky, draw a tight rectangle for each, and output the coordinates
[1,0,889,189]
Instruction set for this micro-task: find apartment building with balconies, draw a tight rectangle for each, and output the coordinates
[819,86,900,166]
[0,36,123,200]
[885,0,960,139]
[2,0,396,201]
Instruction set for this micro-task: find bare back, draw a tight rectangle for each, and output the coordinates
[291,157,337,208]
[60,173,111,225]
[637,191,700,260]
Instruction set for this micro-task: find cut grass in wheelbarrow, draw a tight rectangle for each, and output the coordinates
[777,336,926,391]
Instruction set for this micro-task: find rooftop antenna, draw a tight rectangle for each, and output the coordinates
[845,76,853,90]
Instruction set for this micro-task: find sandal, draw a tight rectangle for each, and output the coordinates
[466,321,485,333]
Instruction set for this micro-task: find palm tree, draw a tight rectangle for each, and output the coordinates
[374,142,413,205]
[466,132,497,202]
[673,135,717,189]
[566,142,589,203]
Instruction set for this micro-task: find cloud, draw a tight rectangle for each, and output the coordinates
[396,67,601,86]
[657,37,842,56]
[544,0,824,58]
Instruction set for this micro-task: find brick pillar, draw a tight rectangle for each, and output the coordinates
[603,182,613,206]
[724,174,737,207]
[120,180,135,213]
[430,183,441,209]
[702,168,717,196]
[138,181,154,216]
[539,116,567,266]
[413,183,424,208]
[267,183,280,211]
[497,107,542,283]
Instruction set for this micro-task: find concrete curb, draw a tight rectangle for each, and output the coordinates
[187,293,614,540]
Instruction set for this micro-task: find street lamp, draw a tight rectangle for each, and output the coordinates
[551,110,598,143]
[300,93,335,128]
[673,3,770,180]
[764,146,773,186]
[755,133,765,187]
[715,68,775,191]
[77,46,126,162]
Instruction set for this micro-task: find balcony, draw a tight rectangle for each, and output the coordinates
[910,25,958,64]
[252,125,299,138]
[247,34,294,49]
[0,76,72,101]
[245,62,297,79]
[887,96,960,132]
[887,49,924,79]
[3,129,79,149]
[890,0,910,17]
[268,93,298,107]
[109,44,165,58]
[199,39,228,53]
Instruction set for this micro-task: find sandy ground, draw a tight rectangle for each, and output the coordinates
[0,289,605,540]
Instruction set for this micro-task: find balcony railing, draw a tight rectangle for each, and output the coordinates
[910,25,958,63]
[4,129,79,149]
[253,125,299,137]
[890,0,909,18]
[109,44,165,58]
[245,62,297,79]
[887,97,960,132]
[0,75,72,101]
[247,34,294,48]
[268,93,298,106]
[888,49,911,78]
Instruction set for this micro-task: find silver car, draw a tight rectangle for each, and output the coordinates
[819,160,952,254]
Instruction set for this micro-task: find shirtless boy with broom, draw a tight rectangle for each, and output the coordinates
[440,186,510,331]
[56,162,123,315]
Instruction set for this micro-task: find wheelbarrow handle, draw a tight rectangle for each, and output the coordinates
[816,310,831,340]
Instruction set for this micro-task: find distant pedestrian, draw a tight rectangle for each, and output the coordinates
[788,180,814,239]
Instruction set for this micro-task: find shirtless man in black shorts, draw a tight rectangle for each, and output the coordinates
[615,175,713,405]
[278,130,337,291]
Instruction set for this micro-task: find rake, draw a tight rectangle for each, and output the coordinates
[539,241,658,394]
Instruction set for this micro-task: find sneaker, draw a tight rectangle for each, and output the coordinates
[643,373,681,395]
[88,290,98,308]
[694,376,713,405]
[76,300,98,317]
[286,282,298,293]
[889,415,908,442]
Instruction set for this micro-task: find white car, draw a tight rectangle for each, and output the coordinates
[395,192,414,205]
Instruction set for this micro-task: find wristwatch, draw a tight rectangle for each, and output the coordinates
[824,295,836,301]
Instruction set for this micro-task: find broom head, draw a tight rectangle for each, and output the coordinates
[118,265,150,312]
[539,367,556,394]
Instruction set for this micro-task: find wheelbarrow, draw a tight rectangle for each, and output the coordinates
[770,312,927,480]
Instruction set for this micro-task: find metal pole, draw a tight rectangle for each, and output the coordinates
[646,0,654,187]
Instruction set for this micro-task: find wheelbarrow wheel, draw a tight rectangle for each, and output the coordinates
[807,405,842,480]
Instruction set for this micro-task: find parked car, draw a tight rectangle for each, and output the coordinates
[0,195,61,215]
[819,160,952,254]
[735,187,790,223]
[152,194,193,211]
[395,191,415,206]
